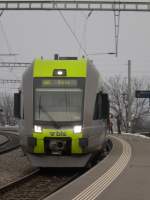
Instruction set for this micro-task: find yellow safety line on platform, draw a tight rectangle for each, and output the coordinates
[72,136,132,200]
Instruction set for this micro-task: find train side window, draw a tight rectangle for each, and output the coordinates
[93,92,102,120]
[93,92,109,120]
[22,108,24,119]
[101,93,109,119]
[14,91,21,119]
[20,92,24,119]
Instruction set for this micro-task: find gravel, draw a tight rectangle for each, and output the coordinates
[0,148,35,187]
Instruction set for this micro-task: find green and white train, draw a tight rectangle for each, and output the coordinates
[14,55,109,167]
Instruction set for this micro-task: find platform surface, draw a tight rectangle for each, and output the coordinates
[98,134,150,200]
[44,134,150,200]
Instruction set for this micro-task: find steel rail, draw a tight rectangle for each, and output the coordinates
[0,1,150,12]
[0,168,40,191]
[0,131,20,154]
[0,169,81,200]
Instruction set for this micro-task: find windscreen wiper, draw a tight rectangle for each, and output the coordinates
[39,102,60,129]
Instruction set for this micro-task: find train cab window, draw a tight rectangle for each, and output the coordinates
[34,78,85,125]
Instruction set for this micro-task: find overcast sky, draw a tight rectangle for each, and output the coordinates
[0,0,150,92]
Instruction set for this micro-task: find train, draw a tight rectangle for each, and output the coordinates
[14,55,109,167]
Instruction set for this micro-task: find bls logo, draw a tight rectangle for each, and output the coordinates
[49,131,66,137]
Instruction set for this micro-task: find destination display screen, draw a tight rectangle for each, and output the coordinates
[42,79,78,88]
[34,78,84,89]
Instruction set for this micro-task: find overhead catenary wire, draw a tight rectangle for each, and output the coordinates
[0,79,21,84]
[0,21,18,67]
[0,10,3,17]
[80,11,90,56]
[0,21,12,55]
[82,10,94,54]
[0,11,20,81]
[0,11,18,61]
[58,10,88,57]
[82,10,93,53]
[87,52,115,56]
[82,16,88,54]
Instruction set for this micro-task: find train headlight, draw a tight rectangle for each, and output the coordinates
[73,125,82,134]
[53,69,67,76]
[34,125,42,133]
[57,70,63,75]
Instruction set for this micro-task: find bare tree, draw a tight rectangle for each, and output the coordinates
[0,92,15,125]
[104,76,149,132]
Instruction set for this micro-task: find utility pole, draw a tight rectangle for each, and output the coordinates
[114,0,121,57]
[128,60,131,132]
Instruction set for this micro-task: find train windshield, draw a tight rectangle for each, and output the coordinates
[34,78,84,125]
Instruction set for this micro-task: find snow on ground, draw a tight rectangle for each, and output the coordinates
[122,132,150,139]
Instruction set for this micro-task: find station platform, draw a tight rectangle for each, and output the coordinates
[44,134,150,200]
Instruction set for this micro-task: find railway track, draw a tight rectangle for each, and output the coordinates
[0,168,81,200]
[0,131,20,154]
[0,136,112,200]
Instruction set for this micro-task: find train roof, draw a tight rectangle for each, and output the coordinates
[33,58,87,78]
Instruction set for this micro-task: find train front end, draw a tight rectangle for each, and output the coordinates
[33,58,87,165]
[14,57,109,167]
[23,58,91,167]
